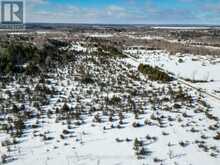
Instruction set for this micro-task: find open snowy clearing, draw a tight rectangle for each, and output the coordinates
[124,49,220,98]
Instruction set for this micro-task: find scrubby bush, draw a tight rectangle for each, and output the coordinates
[214,132,220,140]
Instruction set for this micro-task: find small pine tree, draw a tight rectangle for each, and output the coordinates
[133,138,140,151]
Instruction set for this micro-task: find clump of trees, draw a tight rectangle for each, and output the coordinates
[89,37,125,58]
[81,74,95,84]
[133,138,151,159]
[96,45,124,58]
[0,42,38,74]
[138,64,173,82]
[108,96,121,105]
[0,39,72,76]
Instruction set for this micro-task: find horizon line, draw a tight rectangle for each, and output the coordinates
[25,22,220,26]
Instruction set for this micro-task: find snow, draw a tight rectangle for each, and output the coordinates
[1,46,220,165]
[127,35,164,40]
[125,49,220,99]
[69,42,87,52]
[151,26,213,30]
[84,33,114,38]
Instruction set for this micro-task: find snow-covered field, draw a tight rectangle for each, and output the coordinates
[1,44,220,165]
[84,33,114,38]
[124,49,220,98]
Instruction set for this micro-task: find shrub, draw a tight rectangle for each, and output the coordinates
[81,75,95,84]
[214,132,220,140]
[132,122,141,128]
[63,129,70,135]
[108,96,121,105]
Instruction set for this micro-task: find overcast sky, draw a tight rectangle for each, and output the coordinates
[26,0,220,24]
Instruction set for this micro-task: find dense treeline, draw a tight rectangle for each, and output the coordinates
[0,42,36,74]
[88,37,126,58]
[96,44,125,58]
[138,64,173,82]
[0,39,72,76]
